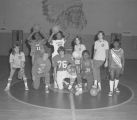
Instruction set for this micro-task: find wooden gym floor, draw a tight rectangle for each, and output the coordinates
[0,56,137,120]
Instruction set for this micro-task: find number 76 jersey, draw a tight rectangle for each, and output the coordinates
[52,54,74,71]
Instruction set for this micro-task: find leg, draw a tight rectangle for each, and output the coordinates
[108,68,115,96]
[114,68,121,93]
[22,68,29,90]
[86,74,94,90]
[45,73,50,93]
[5,68,16,91]
[93,60,104,90]
[56,71,66,90]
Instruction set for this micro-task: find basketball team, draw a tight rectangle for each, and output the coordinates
[4,25,125,97]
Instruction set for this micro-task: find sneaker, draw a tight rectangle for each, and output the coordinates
[108,91,113,96]
[115,88,120,93]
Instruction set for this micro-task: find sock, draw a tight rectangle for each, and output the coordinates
[114,79,119,89]
[7,78,12,88]
[23,78,28,88]
[98,82,101,90]
[109,80,114,92]
[94,80,98,87]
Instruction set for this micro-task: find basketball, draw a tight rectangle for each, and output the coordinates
[90,88,98,96]
[52,25,60,33]
[33,24,40,32]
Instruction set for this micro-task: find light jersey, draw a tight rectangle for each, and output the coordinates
[51,38,65,57]
[52,54,74,71]
[74,44,86,58]
[81,59,93,73]
[110,48,124,68]
[29,39,46,56]
[35,57,51,74]
[9,52,25,68]
[94,40,109,61]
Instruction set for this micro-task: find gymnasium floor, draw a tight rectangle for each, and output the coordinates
[0,56,137,120]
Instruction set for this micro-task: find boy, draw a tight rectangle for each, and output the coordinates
[52,46,74,89]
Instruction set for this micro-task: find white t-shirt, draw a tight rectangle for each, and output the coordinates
[74,44,86,58]
[51,38,65,57]
[94,40,109,61]
[9,52,25,68]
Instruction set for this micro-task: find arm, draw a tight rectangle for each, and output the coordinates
[27,31,35,41]
[9,54,14,69]
[104,41,109,67]
[48,32,55,43]
[121,50,125,73]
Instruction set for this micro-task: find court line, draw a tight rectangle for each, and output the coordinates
[6,81,134,111]
[69,93,76,120]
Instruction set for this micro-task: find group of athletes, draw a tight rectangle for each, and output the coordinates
[4,25,125,97]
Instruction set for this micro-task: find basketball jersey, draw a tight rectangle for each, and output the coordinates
[110,48,124,68]
[52,54,74,71]
[81,59,93,73]
[9,52,25,68]
[51,38,65,54]
[29,39,45,56]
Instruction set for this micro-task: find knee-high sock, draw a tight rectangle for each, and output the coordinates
[109,80,114,92]
[6,78,12,88]
[114,79,119,89]
[23,78,28,88]
[98,82,101,90]
[94,80,98,86]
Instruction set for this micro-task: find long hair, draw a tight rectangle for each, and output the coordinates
[95,30,105,41]
[11,44,22,55]
[52,31,65,40]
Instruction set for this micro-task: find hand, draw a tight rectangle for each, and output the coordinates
[104,60,108,68]
[121,68,124,74]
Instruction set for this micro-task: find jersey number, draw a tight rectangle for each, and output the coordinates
[58,61,67,69]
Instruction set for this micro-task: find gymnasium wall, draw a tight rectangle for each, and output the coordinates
[0,0,137,59]
[0,32,137,59]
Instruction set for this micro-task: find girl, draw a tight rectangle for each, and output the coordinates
[48,31,66,58]
[93,31,109,91]
[72,36,86,86]
[108,40,125,96]
[32,51,51,92]
[5,44,28,91]
[27,26,47,64]
[80,50,94,90]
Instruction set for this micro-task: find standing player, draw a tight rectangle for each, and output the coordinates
[80,50,94,90]
[93,31,109,91]
[48,30,66,58]
[52,46,74,89]
[108,40,125,96]
[72,36,86,73]
[5,44,29,91]
[27,26,47,64]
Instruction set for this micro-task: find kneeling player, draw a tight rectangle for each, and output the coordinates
[52,46,74,90]
[32,52,51,92]
[80,50,94,90]
[63,64,77,91]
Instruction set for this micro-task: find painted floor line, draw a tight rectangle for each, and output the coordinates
[69,93,76,120]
